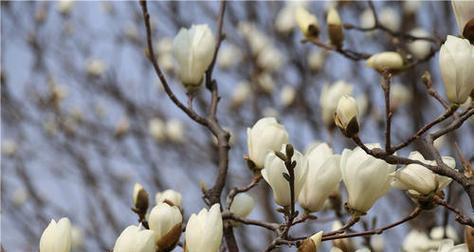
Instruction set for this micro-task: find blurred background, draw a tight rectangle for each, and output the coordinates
[1,1,473,251]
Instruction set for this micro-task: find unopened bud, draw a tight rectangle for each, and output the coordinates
[465,225,474,251]
[335,95,359,137]
[366,52,404,73]
[296,7,320,39]
[327,8,344,48]
[298,231,323,252]
[132,183,149,217]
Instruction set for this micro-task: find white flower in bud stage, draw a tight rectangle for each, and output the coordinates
[238,22,268,56]
[155,189,182,208]
[391,151,455,197]
[247,117,289,168]
[185,204,223,252]
[320,81,353,127]
[296,6,319,39]
[379,7,400,32]
[307,49,326,71]
[39,218,72,252]
[437,239,468,252]
[113,225,155,252]
[165,119,185,143]
[327,7,344,48]
[231,81,251,107]
[149,203,183,251]
[340,144,395,215]
[57,0,74,15]
[408,28,432,59]
[297,231,323,252]
[275,2,308,34]
[86,59,106,77]
[217,44,241,69]
[148,118,166,142]
[439,35,474,104]
[157,37,173,55]
[452,0,474,41]
[172,24,215,90]
[298,143,341,212]
[230,192,255,218]
[262,145,308,207]
[403,230,441,252]
[371,235,384,252]
[335,95,359,137]
[431,226,459,242]
[331,221,354,252]
[280,85,296,107]
[390,83,413,110]
[367,52,404,72]
[257,46,284,72]
[71,226,84,250]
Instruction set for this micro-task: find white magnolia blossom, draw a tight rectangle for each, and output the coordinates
[185,204,223,252]
[295,6,319,38]
[437,239,468,252]
[238,22,269,55]
[275,2,308,34]
[280,85,296,107]
[390,83,413,110]
[132,183,147,209]
[40,218,72,252]
[402,230,442,252]
[229,192,255,218]
[391,151,455,197]
[334,95,359,136]
[257,73,275,93]
[439,35,474,104]
[172,24,215,89]
[149,203,182,250]
[231,81,251,107]
[155,189,182,208]
[247,117,289,168]
[86,58,106,77]
[379,7,400,32]
[157,37,173,55]
[451,1,474,37]
[408,28,432,59]
[371,235,384,252]
[113,225,155,252]
[307,49,326,71]
[320,81,353,126]
[298,143,341,212]
[430,226,459,242]
[2,139,17,156]
[262,145,308,206]
[57,0,74,15]
[165,119,185,143]
[366,52,404,72]
[257,46,284,72]
[148,118,166,142]
[331,220,353,251]
[217,44,241,69]
[70,226,84,250]
[340,144,395,215]
[360,8,375,29]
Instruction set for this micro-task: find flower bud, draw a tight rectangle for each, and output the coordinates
[379,7,400,32]
[262,145,308,207]
[327,8,344,48]
[439,35,474,104]
[165,119,185,143]
[297,231,323,252]
[172,24,216,91]
[155,189,182,208]
[132,183,149,217]
[148,118,165,142]
[320,81,353,127]
[298,143,341,212]
[217,44,241,70]
[335,95,359,137]
[40,218,72,252]
[113,225,155,252]
[331,221,354,252]
[408,28,432,59]
[437,239,468,252]
[231,81,251,108]
[280,85,296,107]
[340,144,395,216]
[465,225,474,251]
[57,0,74,15]
[390,83,412,111]
[366,52,404,72]
[149,203,183,252]
[452,0,474,42]
[247,117,289,168]
[308,49,326,71]
[230,192,255,218]
[430,225,459,242]
[185,204,223,252]
[296,7,320,39]
[86,58,106,77]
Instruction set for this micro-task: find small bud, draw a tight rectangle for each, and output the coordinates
[39,218,72,252]
[298,231,323,252]
[230,193,255,218]
[296,7,320,39]
[132,183,149,217]
[327,8,344,48]
[366,52,404,72]
[334,95,359,137]
[149,203,182,252]
[465,225,474,251]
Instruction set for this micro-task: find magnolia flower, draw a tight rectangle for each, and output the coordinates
[86,59,106,77]
[296,6,319,39]
[451,0,474,41]
[185,204,223,252]
[327,7,344,48]
[430,226,459,242]
[367,52,404,72]
[391,151,455,197]
[402,230,441,252]
[331,221,354,252]
[257,46,284,72]
[113,225,155,252]
[408,28,432,59]
[148,118,166,142]
[340,144,395,215]
[172,24,215,90]
[371,235,384,252]
[247,117,289,168]
[238,22,268,55]
[155,189,182,208]
[217,44,241,69]
[230,81,251,108]
[149,203,182,251]
[275,2,308,34]
[379,7,400,32]
[57,0,74,15]
[307,49,326,71]
[132,183,149,215]
[298,143,341,212]
[40,218,72,252]
[297,231,323,252]
[437,239,468,252]
[360,8,375,29]
[257,73,275,93]
[439,35,474,104]
[335,95,359,137]
[390,83,413,110]
[230,192,255,218]
[262,145,308,206]
[356,95,368,118]
[166,119,185,143]
[280,85,296,107]
[320,81,353,127]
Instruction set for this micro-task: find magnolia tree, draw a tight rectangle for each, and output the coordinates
[1,1,474,252]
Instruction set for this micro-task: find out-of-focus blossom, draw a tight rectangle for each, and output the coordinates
[331,221,354,252]
[275,2,308,34]
[356,94,369,118]
[360,8,375,29]
[40,218,72,252]
[71,226,84,250]
[257,46,284,72]
[148,118,166,142]
[379,7,400,32]
[217,44,242,70]
[11,187,29,207]
[390,83,413,110]
[452,0,474,41]
[430,226,459,242]
[402,230,441,252]
[57,0,74,15]
[257,73,275,93]
[113,225,155,252]
[404,1,422,14]
[367,52,404,72]
[2,139,17,156]
[296,6,320,39]
[165,119,185,143]
[86,58,107,77]
[230,81,251,108]
[155,189,182,208]
[408,28,432,59]
[280,85,296,107]
[185,204,222,252]
[230,192,255,218]
[307,49,326,71]
[437,239,468,252]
